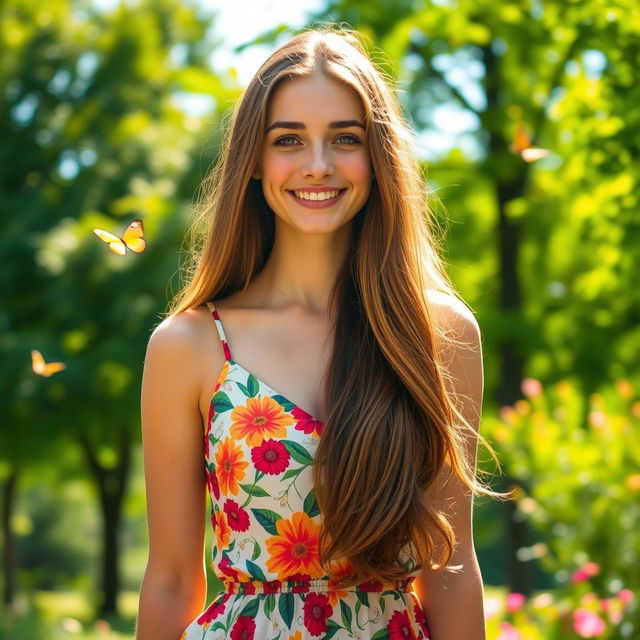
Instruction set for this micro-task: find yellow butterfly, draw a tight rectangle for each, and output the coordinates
[31,349,66,377]
[93,219,146,255]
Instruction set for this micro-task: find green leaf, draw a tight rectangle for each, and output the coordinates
[370,629,390,640]
[250,508,282,535]
[251,540,261,561]
[245,559,267,582]
[324,619,342,640]
[272,394,296,412]
[247,374,259,397]
[303,489,320,518]
[239,596,260,618]
[340,599,353,633]
[282,439,313,465]
[356,591,369,607]
[355,599,362,618]
[264,592,276,619]
[213,391,233,413]
[278,593,295,629]
[240,483,270,497]
[281,467,303,481]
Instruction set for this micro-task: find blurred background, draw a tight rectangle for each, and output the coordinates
[1,0,638,638]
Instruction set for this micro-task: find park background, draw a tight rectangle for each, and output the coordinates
[1,0,638,638]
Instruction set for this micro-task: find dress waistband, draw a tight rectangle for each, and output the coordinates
[224,577,415,595]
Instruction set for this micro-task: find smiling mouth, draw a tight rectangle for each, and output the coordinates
[290,189,345,202]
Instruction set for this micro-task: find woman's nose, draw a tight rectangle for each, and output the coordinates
[302,143,334,178]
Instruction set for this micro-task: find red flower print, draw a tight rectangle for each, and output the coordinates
[288,572,311,593]
[230,615,256,640]
[387,610,416,640]
[206,467,220,500]
[251,439,290,475]
[223,499,250,532]
[263,580,282,594]
[292,407,324,436]
[218,554,240,581]
[303,592,333,636]
[196,594,230,625]
[414,602,430,639]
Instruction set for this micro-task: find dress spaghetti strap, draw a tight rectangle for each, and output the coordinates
[205,301,232,361]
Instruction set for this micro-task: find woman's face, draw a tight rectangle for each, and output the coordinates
[256,73,373,235]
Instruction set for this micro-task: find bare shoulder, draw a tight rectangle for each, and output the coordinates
[424,289,481,347]
[144,306,219,399]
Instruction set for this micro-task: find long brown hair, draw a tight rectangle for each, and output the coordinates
[170,27,498,586]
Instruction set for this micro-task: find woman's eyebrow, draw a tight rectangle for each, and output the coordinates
[265,119,365,133]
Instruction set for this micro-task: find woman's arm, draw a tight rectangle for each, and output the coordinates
[135,313,211,640]
[413,293,486,640]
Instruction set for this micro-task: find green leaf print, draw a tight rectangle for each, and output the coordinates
[250,540,261,561]
[281,467,303,481]
[340,600,353,633]
[247,374,259,397]
[237,373,259,398]
[371,629,390,640]
[245,559,268,582]
[356,591,369,607]
[278,592,295,629]
[282,439,313,465]
[213,390,234,413]
[240,483,270,497]
[302,490,320,518]
[250,508,282,535]
[325,619,342,640]
[264,593,276,619]
[239,597,260,618]
[272,394,296,412]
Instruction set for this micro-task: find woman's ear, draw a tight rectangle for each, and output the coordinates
[252,165,262,180]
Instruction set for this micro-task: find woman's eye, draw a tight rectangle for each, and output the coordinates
[274,135,300,146]
[335,134,360,145]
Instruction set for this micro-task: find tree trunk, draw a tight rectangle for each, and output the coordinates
[482,42,534,595]
[79,427,132,617]
[1,465,19,612]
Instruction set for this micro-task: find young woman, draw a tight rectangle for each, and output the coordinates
[136,28,491,640]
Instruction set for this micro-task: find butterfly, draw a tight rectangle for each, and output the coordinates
[93,219,146,255]
[509,122,552,163]
[31,349,66,377]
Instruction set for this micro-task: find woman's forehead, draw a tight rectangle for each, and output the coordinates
[266,74,365,124]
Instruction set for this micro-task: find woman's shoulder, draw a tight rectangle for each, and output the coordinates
[144,304,218,381]
[424,289,480,338]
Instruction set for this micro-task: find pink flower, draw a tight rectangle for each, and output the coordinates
[506,592,526,613]
[521,378,542,398]
[571,562,600,584]
[497,622,522,640]
[617,589,634,606]
[573,608,606,638]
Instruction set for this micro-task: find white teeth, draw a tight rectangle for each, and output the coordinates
[293,190,340,201]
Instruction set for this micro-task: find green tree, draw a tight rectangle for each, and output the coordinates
[1,0,237,616]
[307,0,640,592]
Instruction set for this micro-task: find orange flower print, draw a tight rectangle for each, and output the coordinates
[288,632,303,640]
[230,396,294,446]
[265,512,323,580]
[215,437,249,496]
[213,510,232,549]
[327,556,354,606]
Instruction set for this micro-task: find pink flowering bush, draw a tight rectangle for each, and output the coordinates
[482,378,640,638]
[484,581,636,639]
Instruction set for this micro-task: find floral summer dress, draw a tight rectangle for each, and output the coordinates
[180,301,431,640]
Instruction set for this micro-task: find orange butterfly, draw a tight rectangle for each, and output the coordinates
[31,349,66,377]
[510,122,552,163]
[93,219,145,255]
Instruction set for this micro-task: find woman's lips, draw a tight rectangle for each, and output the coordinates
[287,189,347,209]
